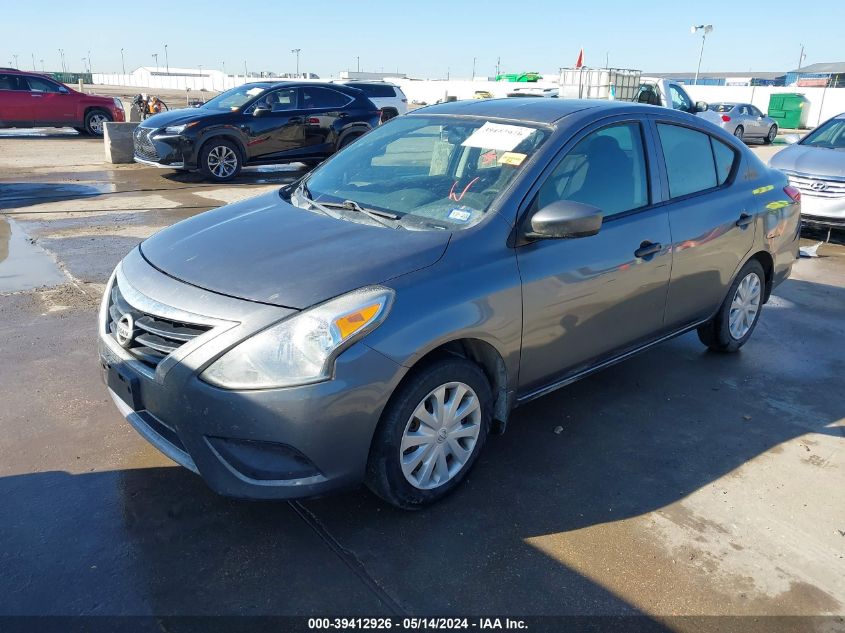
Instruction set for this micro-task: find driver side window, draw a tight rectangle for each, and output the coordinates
[261,88,298,112]
[536,122,649,217]
[25,76,63,93]
[669,85,693,113]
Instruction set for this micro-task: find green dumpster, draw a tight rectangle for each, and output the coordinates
[767,93,810,129]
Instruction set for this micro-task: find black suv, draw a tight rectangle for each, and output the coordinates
[133,82,381,181]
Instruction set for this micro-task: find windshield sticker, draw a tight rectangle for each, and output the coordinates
[499,152,527,166]
[462,122,536,151]
[448,208,472,222]
[480,150,498,167]
[246,87,265,96]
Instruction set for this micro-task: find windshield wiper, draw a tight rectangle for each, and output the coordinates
[298,184,344,220]
[319,199,404,230]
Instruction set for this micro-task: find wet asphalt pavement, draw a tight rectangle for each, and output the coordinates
[0,130,844,629]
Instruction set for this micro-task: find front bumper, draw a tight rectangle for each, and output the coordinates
[133,127,196,169]
[798,193,845,227]
[98,248,406,500]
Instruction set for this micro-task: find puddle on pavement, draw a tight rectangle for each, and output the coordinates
[0,127,79,137]
[0,182,115,207]
[0,217,66,292]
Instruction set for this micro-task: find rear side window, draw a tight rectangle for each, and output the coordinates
[350,83,396,98]
[0,73,27,90]
[657,123,736,197]
[302,87,351,109]
[537,122,649,217]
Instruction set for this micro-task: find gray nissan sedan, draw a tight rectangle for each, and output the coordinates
[99,99,800,509]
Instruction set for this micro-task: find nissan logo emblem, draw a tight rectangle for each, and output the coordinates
[810,181,827,192]
[115,313,135,349]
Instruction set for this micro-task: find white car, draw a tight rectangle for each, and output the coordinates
[636,77,706,115]
[333,81,408,120]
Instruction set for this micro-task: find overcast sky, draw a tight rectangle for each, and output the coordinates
[3,0,843,78]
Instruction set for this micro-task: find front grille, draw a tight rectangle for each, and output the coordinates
[107,282,210,369]
[784,170,845,199]
[133,127,159,161]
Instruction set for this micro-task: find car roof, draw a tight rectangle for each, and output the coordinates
[409,98,655,125]
[243,80,362,93]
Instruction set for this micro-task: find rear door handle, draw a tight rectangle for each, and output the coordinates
[634,241,662,258]
[736,212,753,228]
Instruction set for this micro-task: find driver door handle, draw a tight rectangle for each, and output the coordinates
[634,241,662,258]
[736,213,753,228]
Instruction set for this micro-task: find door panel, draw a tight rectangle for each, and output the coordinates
[517,119,672,393]
[652,121,755,328]
[0,74,32,124]
[24,76,75,125]
[518,208,672,392]
[239,87,308,160]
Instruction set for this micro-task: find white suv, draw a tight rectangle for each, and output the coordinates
[333,81,408,120]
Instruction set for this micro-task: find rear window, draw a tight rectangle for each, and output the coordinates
[0,73,27,90]
[302,87,351,109]
[349,83,397,98]
[708,103,735,113]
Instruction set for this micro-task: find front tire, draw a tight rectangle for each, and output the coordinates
[337,132,364,150]
[764,124,778,145]
[366,357,492,509]
[697,259,765,353]
[83,109,111,136]
[199,139,242,182]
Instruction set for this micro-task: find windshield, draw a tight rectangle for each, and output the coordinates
[800,118,845,149]
[202,84,273,111]
[296,115,550,231]
[708,103,735,113]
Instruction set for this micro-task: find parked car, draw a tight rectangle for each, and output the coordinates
[332,80,408,120]
[507,87,559,98]
[769,113,845,227]
[0,68,124,136]
[635,77,707,115]
[133,81,381,181]
[473,90,494,99]
[701,102,778,143]
[101,99,799,508]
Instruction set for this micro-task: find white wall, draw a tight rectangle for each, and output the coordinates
[92,72,250,92]
[393,78,558,104]
[684,85,845,128]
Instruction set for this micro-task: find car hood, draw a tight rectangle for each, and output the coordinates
[140,108,211,129]
[139,191,451,309]
[769,144,845,178]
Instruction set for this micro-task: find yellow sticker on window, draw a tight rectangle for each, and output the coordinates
[499,152,527,166]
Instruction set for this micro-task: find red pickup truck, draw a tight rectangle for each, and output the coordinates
[0,68,124,136]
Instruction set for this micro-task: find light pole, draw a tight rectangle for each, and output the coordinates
[291,48,301,76]
[690,24,713,85]
[87,50,92,75]
[356,56,360,73]
[472,57,476,80]
[797,44,806,71]
[40,58,44,72]
[31,53,36,71]
[152,53,159,72]
[59,49,66,73]
[243,60,248,79]
[121,48,125,74]
[12,54,19,68]
[164,44,169,74]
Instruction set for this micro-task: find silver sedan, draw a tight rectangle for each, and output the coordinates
[701,102,778,144]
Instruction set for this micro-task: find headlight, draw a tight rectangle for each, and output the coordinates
[201,286,394,390]
[164,122,197,135]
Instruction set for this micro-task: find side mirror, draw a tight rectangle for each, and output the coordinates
[526,200,603,240]
[695,101,708,113]
[58,86,70,94]
[253,105,270,117]
[783,133,801,145]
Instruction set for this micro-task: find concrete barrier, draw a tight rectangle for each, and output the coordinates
[103,122,139,164]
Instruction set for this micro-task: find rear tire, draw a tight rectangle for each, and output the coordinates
[83,109,111,136]
[763,124,777,145]
[697,259,765,353]
[733,125,744,141]
[338,132,363,150]
[366,357,492,509]
[198,139,242,182]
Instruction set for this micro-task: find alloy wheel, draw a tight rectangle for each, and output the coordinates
[89,113,108,135]
[768,126,777,142]
[400,381,482,490]
[729,272,761,340]
[207,145,238,179]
